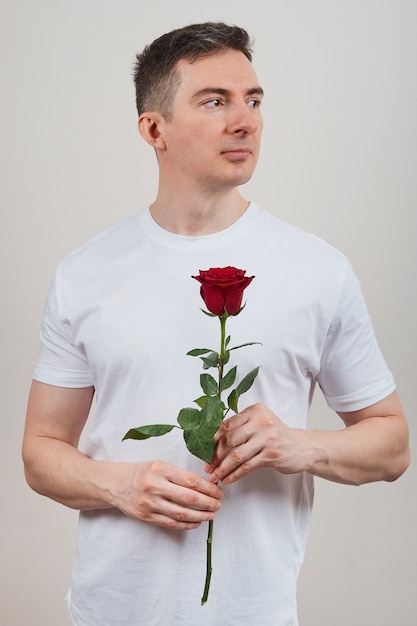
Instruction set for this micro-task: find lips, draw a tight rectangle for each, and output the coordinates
[221,148,252,159]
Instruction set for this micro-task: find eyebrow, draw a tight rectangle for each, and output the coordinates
[192,86,264,100]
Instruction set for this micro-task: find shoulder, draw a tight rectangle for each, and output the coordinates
[56,211,145,277]
[253,205,350,272]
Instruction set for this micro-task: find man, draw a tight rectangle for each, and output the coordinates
[22,22,409,626]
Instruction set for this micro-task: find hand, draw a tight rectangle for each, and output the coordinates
[114,460,224,530]
[206,403,311,484]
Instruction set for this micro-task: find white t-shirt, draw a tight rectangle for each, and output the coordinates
[33,203,395,626]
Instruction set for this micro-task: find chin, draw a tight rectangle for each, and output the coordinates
[233,172,254,187]
[226,166,256,186]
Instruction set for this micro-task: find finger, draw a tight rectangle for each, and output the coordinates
[148,461,222,498]
[142,509,211,530]
[131,462,223,526]
[166,481,223,513]
[217,450,264,485]
[208,438,263,484]
[136,484,221,528]
[213,411,249,443]
[167,469,224,502]
[208,420,253,473]
[153,498,219,527]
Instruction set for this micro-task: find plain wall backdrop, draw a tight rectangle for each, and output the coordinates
[1,1,416,624]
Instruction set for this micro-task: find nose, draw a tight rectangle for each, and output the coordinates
[227,102,261,136]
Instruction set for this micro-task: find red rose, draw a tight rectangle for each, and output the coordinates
[192,266,255,316]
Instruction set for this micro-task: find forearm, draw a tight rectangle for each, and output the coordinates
[208,393,410,486]
[23,382,223,528]
[23,434,224,530]
[23,436,129,511]
[303,415,410,486]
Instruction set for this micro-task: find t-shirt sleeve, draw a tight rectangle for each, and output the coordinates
[317,262,396,412]
[33,272,94,388]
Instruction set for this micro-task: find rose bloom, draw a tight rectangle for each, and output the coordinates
[192,266,255,316]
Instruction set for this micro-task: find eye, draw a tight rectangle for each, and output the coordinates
[247,98,261,108]
[204,98,222,108]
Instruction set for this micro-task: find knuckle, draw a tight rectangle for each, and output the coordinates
[241,460,253,472]
[166,518,179,529]
[224,432,235,447]
[138,473,155,493]
[253,401,266,412]
[268,431,280,444]
[230,448,243,463]
[186,474,200,490]
[140,509,153,522]
[220,419,232,432]
[175,510,187,522]
[260,416,274,428]
[184,491,198,506]
[147,459,164,474]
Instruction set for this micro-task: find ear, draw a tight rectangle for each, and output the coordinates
[138,113,167,150]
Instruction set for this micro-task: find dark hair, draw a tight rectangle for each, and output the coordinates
[133,22,253,120]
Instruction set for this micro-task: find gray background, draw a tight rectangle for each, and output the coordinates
[1,1,416,624]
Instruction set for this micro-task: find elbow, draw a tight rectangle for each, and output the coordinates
[23,465,40,495]
[22,453,37,495]
[384,445,411,482]
[383,413,411,482]
[22,441,45,497]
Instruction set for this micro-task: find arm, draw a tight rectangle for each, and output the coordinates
[22,381,223,529]
[206,391,410,486]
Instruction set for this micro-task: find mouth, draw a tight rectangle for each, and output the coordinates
[221,148,252,160]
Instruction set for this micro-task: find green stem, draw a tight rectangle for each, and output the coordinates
[218,313,227,384]
[201,519,214,605]
[201,314,227,606]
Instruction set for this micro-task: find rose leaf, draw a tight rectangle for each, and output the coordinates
[122,424,175,441]
[201,352,220,369]
[187,348,212,357]
[183,429,215,464]
[219,366,237,392]
[200,373,218,396]
[227,389,239,413]
[199,396,224,438]
[235,367,260,396]
[177,407,201,430]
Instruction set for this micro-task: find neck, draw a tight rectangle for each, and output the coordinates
[149,189,250,236]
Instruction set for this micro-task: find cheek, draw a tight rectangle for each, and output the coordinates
[169,130,207,159]
[174,136,214,171]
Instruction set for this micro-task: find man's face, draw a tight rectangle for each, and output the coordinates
[159,49,264,192]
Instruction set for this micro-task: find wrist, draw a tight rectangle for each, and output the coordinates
[89,460,138,511]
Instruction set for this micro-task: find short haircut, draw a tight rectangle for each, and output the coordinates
[133,22,253,120]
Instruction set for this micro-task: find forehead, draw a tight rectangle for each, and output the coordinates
[174,49,260,96]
